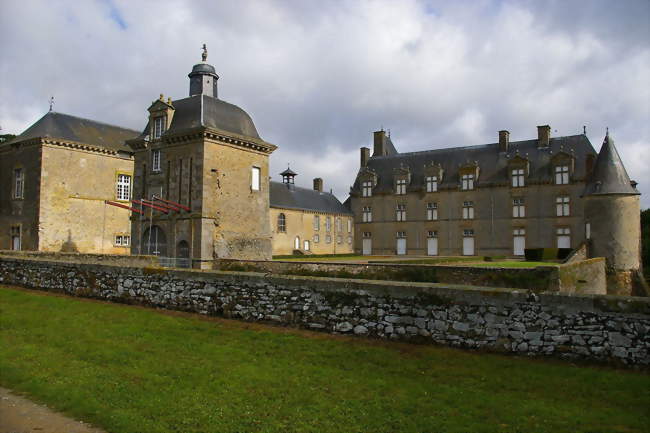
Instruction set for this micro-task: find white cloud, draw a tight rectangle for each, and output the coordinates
[1,0,648,207]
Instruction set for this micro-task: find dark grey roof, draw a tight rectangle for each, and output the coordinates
[583,133,639,196]
[5,112,138,153]
[270,181,352,214]
[141,95,260,140]
[189,62,218,77]
[383,135,398,156]
[353,134,597,193]
[280,167,297,176]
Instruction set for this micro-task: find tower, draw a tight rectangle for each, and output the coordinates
[583,131,644,295]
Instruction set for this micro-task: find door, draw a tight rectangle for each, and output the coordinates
[557,235,570,249]
[362,238,372,255]
[303,240,310,251]
[462,237,474,256]
[427,237,438,256]
[396,238,406,255]
[11,235,20,251]
[294,236,300,250]
[513,236,525,256]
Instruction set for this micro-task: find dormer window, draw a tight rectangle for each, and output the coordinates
[153,116,166,139]
[362,180,373,197]
[555,165,569,185]
[511,168,525,187]
[426,176,438,192]
[395,179,407,195]
[461,174,474,190]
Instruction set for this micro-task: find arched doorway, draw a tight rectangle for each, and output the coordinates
[177,240,190,268]
[142,225,167,256]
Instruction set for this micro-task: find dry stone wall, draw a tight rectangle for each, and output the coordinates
[0,256,647,366]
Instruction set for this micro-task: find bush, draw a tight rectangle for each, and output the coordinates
[524,248,569,261]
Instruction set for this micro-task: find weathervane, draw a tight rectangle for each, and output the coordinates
[49,96,55,112]
[202,44,208,62]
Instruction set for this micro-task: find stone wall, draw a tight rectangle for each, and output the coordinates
[0,256,647,366]
[0,250,157,267]
[214,258,606,294]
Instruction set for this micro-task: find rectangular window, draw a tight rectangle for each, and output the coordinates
[555,165,569,185]
[313,234,320,243]
[115,235,131,246]
[362,181,372,197]
[337,234,342,244]
[511,168,525,187]
[362,232,371,238]
[426,202,438,221]
[557,227,571,248]
[463,229,474,237]
[251,167,260,191]
[362,206,372,223]
[326,234,332,244]
[336,217,342,232]
[396,204,406,221]
[153,116,166,139]
[395,179,407,195]
[556,196,570,216]
[152,150,161,172]
[10,226,21,250]
[326,216,331,232]
[13,168,24,199]
[461,174,474,190]
[396,231,407,238]
[347,235,352,244]
[313,215,320,231]
[513,228,525,236]
[426,176,438,193]
[462,201,474,220]
[116,174,131,201]
[513,198,525,218]
[427,230,437,238]
[347,219,352,233]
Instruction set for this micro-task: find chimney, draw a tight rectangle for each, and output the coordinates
[499,130,509,153]
[537,125,551,148]
[313,178,323,192]
[373,130,387,156]
[360,147,370,167]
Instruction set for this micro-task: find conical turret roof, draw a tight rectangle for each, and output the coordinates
[583,131,639,196]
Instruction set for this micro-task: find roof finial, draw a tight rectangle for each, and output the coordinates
[49,96,54,112]
[606,126,609,137]
[583,125,586,135]
[202,43,208,62]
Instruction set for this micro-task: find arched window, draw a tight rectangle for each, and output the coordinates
[277,213,286,232]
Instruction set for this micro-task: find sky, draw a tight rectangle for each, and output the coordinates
[1,0,649,208]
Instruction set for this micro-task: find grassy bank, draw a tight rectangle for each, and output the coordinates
[1,286,648,433]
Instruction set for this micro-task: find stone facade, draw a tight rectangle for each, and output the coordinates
[1,256,647,366]
[0,115,138,254]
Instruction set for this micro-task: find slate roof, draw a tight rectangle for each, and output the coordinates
[270,181,352,215]
[5,111,139,153]
[137,95,261,141]
[583,133,639,196]
[352,134,597,193]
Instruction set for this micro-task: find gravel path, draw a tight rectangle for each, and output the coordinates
[0,387,106,433]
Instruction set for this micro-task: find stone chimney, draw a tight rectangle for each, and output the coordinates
[499,130,509,153]
[373,130,388,156]
[313,178,323,192]
[360,147,370,167]
[537,125,551,148]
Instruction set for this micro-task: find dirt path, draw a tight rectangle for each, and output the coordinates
[0,387,106,433]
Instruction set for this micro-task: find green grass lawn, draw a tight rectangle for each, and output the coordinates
[1,286,648,433]
[458,261,556,268]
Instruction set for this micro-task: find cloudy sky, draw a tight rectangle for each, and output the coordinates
[1,0,648,207]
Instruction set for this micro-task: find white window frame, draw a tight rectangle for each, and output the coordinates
[362,232,372,238]
[326,234,332,244]
[555,165,569,185]
[395,179,407,195]
[396,231,407,238]
[13,168,24,199]
[461,174,474,191]
[396,204,406,221]
[426,202,438,221]
[277,213,286,232]
[347,219,352,233]
[362,180,373,197]
[462,201,474,220]
[511,168,525,188]
[556,196,570,217]
[336,217,342,233]
[313,215,320,231]
[362,206,372,223]
[427,230,437,238]
[153,116,166,139]
[463,229,475,237]
[10,225,21,250]
[116,174,131,201]
[513,198,525,218]
[115,234,131,247]
[152,149,161,172]
[426,176,438,193]
[314,234,320,243]
[251,167,261,191]
[326,216,331,232]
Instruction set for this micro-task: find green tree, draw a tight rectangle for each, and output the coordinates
[642,208,649,275]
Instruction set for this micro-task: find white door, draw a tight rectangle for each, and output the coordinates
[396,238,406,255]
[427,237,438,256]
[557,236,570,249]
[513,236,525,256]
[11,236,21,251]
[462,237,475,256]
[362,238,372,255]
[294,236,300,250]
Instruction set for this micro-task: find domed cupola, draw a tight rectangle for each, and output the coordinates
[188,44,219,98]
